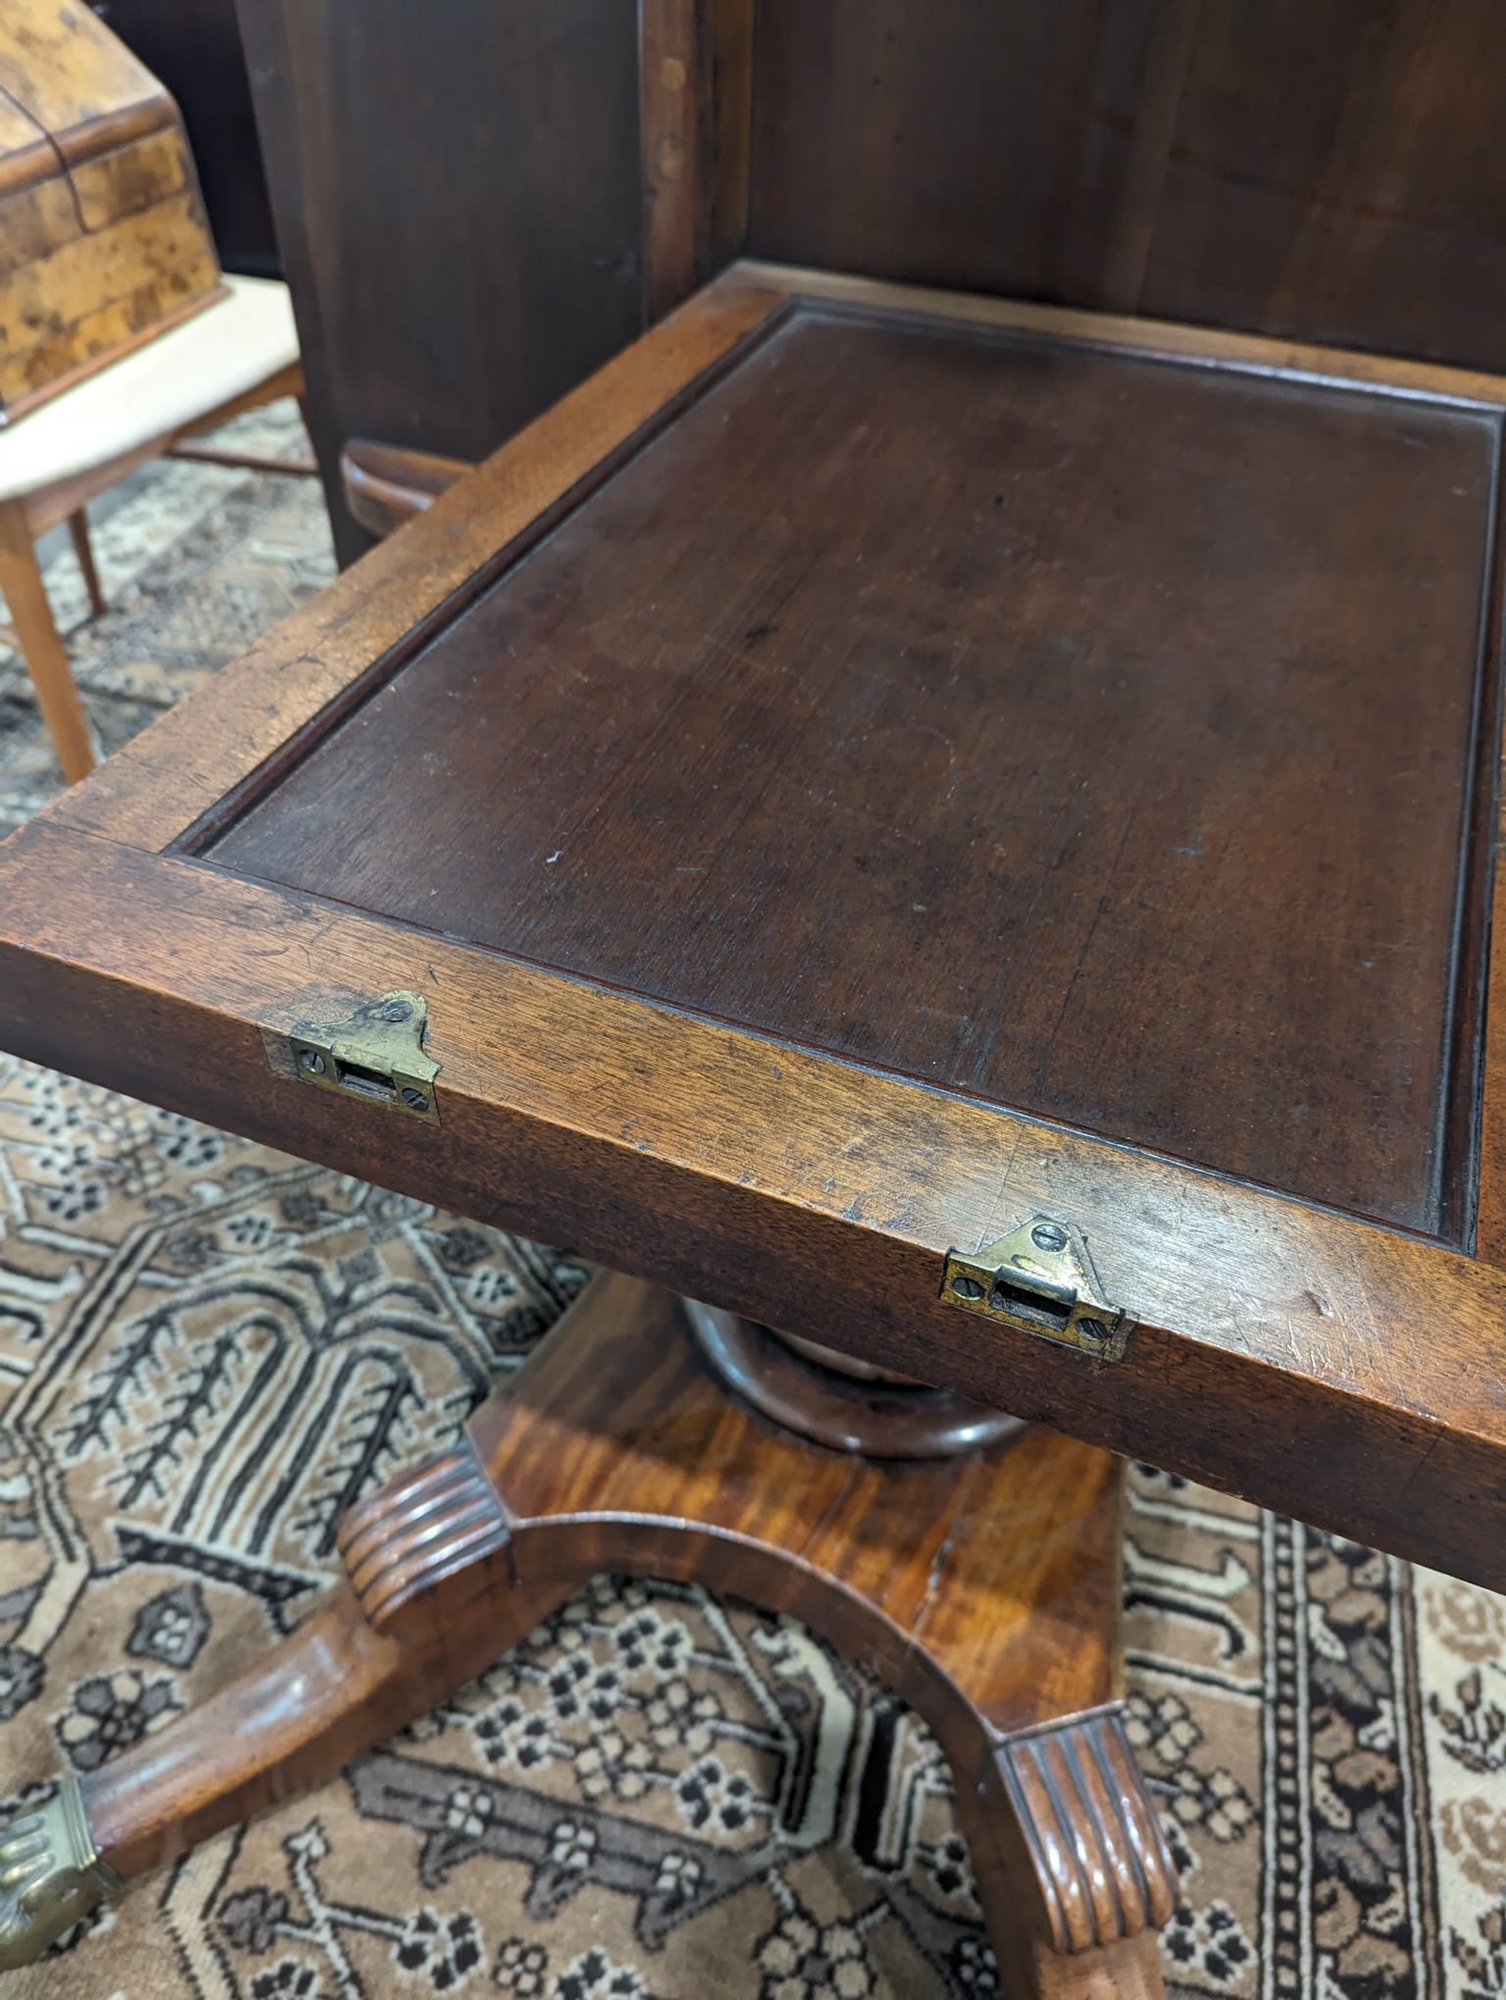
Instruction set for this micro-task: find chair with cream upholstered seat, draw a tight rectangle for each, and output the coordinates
[0,274,312,784]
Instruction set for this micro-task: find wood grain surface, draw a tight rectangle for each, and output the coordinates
[79,1274,1174,1996]
[233,0,647,560]
[0,0,221,418]
[639,0,704,319]
[39,271,789,845]
[638,0,755,320]
[4,820,1506,1590]
[469,1277,1121,1738]
[7,264,1506,1592]
[339,438,472,540]
[102,0,279,277]
[749,0,1506,375]
[208,303,1497,1238]
[46,267,1506,851]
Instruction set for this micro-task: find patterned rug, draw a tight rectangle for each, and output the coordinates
[1,412,1504,2000]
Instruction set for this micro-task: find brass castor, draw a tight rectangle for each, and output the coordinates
[0,1773,118,1969]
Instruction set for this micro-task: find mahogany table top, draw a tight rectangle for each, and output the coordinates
[4,263,1506,1588]
[215,306,1490,1242]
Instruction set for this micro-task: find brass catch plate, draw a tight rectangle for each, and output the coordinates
[941,1216,1130,1361]
[279,990,440,1124]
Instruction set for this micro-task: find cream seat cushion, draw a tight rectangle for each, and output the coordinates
[0,276,299,503]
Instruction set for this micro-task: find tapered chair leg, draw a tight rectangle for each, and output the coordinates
[66,508,106,619]
[0,500,95,783]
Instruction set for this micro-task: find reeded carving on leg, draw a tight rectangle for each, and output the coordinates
[992,1704,1177,1956]
[0,1278,1167,1989]
[337,1438,513,1634]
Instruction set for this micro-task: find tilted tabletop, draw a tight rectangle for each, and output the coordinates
[3,262,1506,1588]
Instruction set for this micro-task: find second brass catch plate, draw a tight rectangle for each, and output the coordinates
[941,1216,1130,1361]
[277,990,440,1124]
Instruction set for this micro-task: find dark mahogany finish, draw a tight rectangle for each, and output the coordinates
[242,1,1506,562]
[211,306,1498,1238]
[6,2,1506,1974]
[80,1275,1174,1998]
[234,0,646,558]
[8,255,1506,1989]
[750,0,1506,373]
[6,268,1506,1589]
[683,1301,1024,1457]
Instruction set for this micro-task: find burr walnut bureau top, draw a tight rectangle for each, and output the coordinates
[5,264,1506,1588]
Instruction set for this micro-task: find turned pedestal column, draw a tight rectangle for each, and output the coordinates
[1,1272,1174,1998]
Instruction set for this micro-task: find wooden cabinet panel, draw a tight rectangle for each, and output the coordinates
[750,0,1506,373]
[235,0,646,561]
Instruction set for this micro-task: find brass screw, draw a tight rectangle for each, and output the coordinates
[1031,1222,1068,1252]
[298,1050,326,1076]
[401,1089,429,1112]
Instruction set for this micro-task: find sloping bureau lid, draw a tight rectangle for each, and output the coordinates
[0,0,179,190]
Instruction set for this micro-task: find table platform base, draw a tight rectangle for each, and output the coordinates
[0,1271,1176,1996]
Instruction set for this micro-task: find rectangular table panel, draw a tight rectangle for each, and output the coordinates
[209,307,1500,1238]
